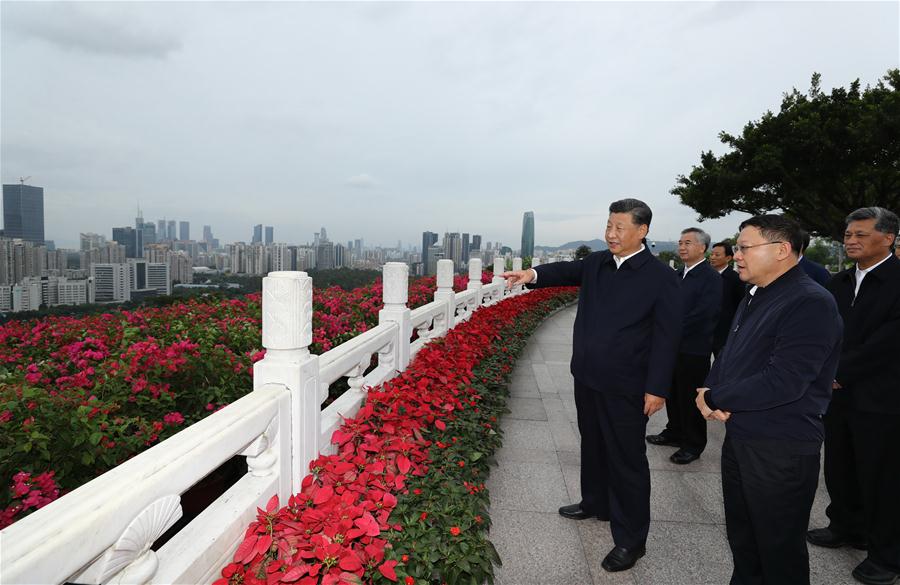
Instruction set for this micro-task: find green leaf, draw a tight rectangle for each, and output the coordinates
[89,432,103,445]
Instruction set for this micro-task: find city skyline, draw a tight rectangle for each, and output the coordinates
[2,2,897,249]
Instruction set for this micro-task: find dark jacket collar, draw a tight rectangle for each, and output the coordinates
[602,245,654,270]
[753,263,805,299]
[835,254,900,282]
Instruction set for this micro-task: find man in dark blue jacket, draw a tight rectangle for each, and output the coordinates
[799,230,832,286]
[807,207,900,585]
[647,227,721,464]
[709,241,745,357]
[503,198,682,573]
[696,214,842,585]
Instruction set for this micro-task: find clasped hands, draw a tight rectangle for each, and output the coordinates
[695,387,730,422]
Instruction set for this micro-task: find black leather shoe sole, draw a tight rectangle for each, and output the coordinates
[601,546,646,572]
[558,504,609,521]
[806,529,868,550]
[852,562,899,585]
[646,434,680,447]
[670,450,701,465]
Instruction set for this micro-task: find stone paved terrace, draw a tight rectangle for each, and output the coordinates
[487,304,866,585]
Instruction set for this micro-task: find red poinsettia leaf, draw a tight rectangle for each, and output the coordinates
[378,560,399,582]
[255,534,273,558]
[354,512,381,537]
[396,455,411,475]
[266,494,280,513]
[280,565,308,582]
[313,485,334,506]
[434,419,446,431]
[233,533,259,564]
[339,552,363,572]
[212,579,229,585]
[383,493,398,507]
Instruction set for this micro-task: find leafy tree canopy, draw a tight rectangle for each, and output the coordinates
[575,245,592,259]
[672,70,900,240]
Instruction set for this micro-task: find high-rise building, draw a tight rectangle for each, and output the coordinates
[334,243,345,268]
[203,225,213,243]
[462,233,470,265]
[91,263,132,302]
[2,183,45,244]
[167,220,176,241]
[112,227,139,258]
[421,231,438,275]
[443,232,462,270]
[157,220,166,239]
[179,221,190,242]
[252,224,263,244]
[316,240,334,270]
[472,234,482,253]
[80,233,106,251]
[265,226,274,245]
[521,211,535,258]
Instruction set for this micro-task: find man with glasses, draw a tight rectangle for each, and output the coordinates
[646,228,721,465]
[807,207,900,585]
[695,214,843,585]
[502,198,682,573]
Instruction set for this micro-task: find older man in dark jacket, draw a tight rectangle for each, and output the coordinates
[503,198,682,573]
[807,207,900,585]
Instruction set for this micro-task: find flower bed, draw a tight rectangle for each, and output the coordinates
[0,273,490,528]
[216,286,577,585]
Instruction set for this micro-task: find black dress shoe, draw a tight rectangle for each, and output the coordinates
[852,558,899,585]
[670,449,701,465]
[601,544,646,572]
[646,432,680,447]
[806,527,867,550]
[558,503,608,521]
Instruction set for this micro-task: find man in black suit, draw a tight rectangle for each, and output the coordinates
[799,230,832,286]
[708,241,745,357]
[807,207,900,585]
[646,228,721,464]
[503,198,682,573]
[696,214,843,585]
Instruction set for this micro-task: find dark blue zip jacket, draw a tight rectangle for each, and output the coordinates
[676,260,722,356]
[531,247,683,397]
[704,265,843,442]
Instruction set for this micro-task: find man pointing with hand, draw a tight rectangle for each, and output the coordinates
[503,198,683,573]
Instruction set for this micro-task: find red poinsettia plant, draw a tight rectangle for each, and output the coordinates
[215,286,577,585]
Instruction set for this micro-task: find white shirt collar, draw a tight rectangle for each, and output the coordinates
[613,244,645,269]
[716,265,728,274]
[682,258,706,278]
[854,253,893,297]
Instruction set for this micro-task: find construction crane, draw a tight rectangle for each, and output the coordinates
[18,176,31,185]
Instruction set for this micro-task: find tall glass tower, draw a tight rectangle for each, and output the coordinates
[2,183,45,243]
[521,211,535,258]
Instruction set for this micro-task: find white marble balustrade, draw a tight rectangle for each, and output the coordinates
[0,258,527,585]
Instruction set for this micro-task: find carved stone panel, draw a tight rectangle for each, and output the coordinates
[262,272,312,350]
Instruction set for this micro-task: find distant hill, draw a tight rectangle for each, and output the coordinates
[536,239,677,253]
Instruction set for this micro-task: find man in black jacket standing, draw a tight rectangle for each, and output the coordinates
[708,241,745,357]
[646,228,721,464]
[503,198,683,573]
[807,207,900,585]
[695,215,843,585]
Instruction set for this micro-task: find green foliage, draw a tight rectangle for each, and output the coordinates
[575,245,592,260]
[672,69,900,240]
[657,251,683,269]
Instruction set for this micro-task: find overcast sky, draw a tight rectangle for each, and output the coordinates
[2,1,898,250]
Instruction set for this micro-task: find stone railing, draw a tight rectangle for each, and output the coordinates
[0,256,526,585]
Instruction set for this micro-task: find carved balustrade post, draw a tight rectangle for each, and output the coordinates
[378,262,412,373]
[253,271,320,494]
[467,258,484,308]
[434,259,455,332]
[512,257,524,293]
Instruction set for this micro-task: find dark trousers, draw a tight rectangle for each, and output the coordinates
[722,436,820,585]
[824,403,900,572]
[663,352,711,454]
[574,380,650,549]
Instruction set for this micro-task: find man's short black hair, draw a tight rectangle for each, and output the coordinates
[739,214,803,257]
[609,198,652,227]
[712,241,734,257]
[800,230,811,254]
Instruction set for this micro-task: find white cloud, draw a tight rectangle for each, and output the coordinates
[345,174,379,189]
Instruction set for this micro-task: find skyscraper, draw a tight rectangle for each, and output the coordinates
[443,232,462,270]
[167,220,176,241]
[521,211,535,258]
[203,225,213,243]
[421,231,438,275]
[112,227,139,258]
[252,224,262,244]
[472,234,482,252]
[2,183,45,243]
[157,220,166,239]
[179,221,190,241]
[462,233,470,264]
[265,226,274,245]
